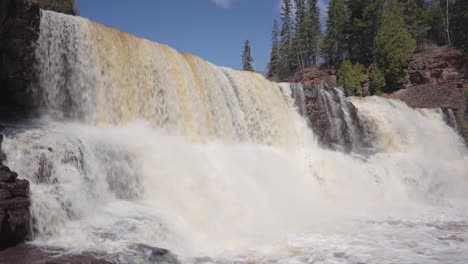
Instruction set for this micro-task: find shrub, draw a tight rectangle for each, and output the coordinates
[338,59,365,96]
[39,0,79,15]
[375,0,416,91]
[368,63,386,95]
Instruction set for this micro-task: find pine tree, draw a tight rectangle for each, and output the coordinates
[323,0,347,68]
[268,20,281,77]
[306,0,322,66]
[241,40,254,72]
[376,0,416,91]
[368,63,386,95]
[278,0,296,78]
[347,0,384,64]
[293,0,308,72]
[401,0,431,43]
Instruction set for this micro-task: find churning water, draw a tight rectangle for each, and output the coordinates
[1,10,468,264]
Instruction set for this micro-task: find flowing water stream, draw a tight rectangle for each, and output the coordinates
[1,10,468,264]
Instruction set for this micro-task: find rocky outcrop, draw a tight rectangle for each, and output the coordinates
[405,46,467,87]
[0,134,31,250]
[0,0,40,109]
[303,84,374,153]
[292,67,338,87]
[387,46,468,144]
[387,82,465,110]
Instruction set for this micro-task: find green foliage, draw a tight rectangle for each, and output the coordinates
[323,0,347,68]
[268,20,281,77]
[241,40,255,71]
[338,60,365,96]
[268,0,321,79]
[293,0,308,72]
[400,0,431,43]
[278,0,296,78]
[347,0,384,64]
[39,0,79,15]
[368,63,386,95]
[376,0,416,91]
[306,0,322,65]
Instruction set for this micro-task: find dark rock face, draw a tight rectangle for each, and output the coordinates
[0,0,40,109]
[303,84,374,153]
[292,67,338,87]
[0,134,31,250]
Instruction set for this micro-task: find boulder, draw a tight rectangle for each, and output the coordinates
[0,134,31,250]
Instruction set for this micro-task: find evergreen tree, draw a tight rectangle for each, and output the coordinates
[323,0,347,68]
[268,20,281,77]
[376,0,416,91]
[293,0,308,72]
[278,0,296,78]
[368,63,386,94]
[338,59,365,96]
[401,0,431,43]
[241,40,254,71]
[306,0,322,65]
[347,0,384,64]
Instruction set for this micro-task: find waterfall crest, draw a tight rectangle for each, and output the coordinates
[34,11,304,148]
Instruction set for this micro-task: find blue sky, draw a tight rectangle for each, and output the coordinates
[76,0,328,72]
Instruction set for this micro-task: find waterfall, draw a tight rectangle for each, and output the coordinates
[34,11,303,148]
[1,10,468,264]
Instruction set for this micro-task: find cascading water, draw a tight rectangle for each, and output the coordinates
[1,10,468,264]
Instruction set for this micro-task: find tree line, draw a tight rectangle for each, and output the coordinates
[265,0,468,95]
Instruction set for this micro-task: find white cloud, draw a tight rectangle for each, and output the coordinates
[211,0,232,8]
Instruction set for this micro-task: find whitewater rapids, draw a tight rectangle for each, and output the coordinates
[1,10,468,264]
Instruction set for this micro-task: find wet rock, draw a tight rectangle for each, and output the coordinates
[0,243,180,264]
[0,134,5,163]
[0,0,40,109]
[303,84,374,153]
[0,244,113,264]
[127,243,181,264]
[0,134,31,250]
[438,235,465,242]
[0,164,19,183]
